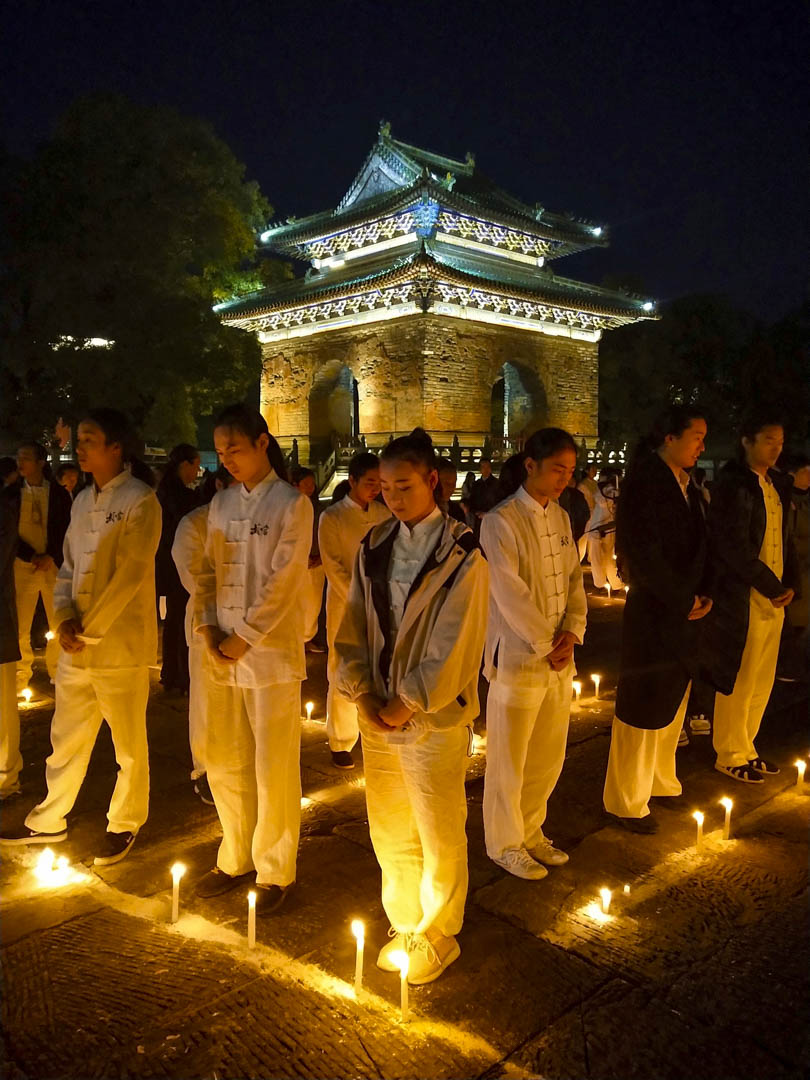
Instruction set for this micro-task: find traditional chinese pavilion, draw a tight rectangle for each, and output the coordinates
[217,123,655,471]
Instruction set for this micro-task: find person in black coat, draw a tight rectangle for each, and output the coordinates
[603,406,712,833]
[558,475,591,546]
[156,444,200,693]
[1,485,23,798]
[704,415,796,783]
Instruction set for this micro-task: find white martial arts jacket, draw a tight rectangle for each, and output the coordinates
[171,503,210,645]
[194,470,312,688]
[318,494,391,646]
[53,470,161,669]
[480,486,587,687]
[336,513,488,736]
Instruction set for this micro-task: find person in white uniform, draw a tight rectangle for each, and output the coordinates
[0,409,161,865]
[577,464,599,562]
[13,441,72,692]
[336,429,488,984]
[705,416,795,783]
[586,469,623,592]
[318,451,390,768]
[1,486,22,800]
[481,428,588,880]
[171,466,235,806]
[193,405,312,917]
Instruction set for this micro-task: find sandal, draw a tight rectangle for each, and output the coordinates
[714,763,764,784]
[748,757,780,775]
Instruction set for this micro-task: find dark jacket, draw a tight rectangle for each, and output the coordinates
[614,452,710,730]
[13,479,72,568]
[703,460,796,695]
[1,486,21,664]
[156,478,199,596]
[558,485,590,543]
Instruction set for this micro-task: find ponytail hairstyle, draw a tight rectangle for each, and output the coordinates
[523,427,578,464]
[630,403,706,466]
[213,403,288,483]
[158,443,199,497]
[380,427,438,473]
[498,452,528,498]
[83,407,154,486]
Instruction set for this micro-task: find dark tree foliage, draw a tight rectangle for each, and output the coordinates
[0,96,282,447]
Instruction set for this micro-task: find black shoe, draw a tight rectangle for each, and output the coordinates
[715,762,764,784]
[748,757,780,775]
[610,814,659,834]
[195,867,254,898]
[193,774,215,806]
[254,883,291,917]
[94,831,136,866]
[305,641,326,654]
[331,750,355,770]
[0,825,68,847]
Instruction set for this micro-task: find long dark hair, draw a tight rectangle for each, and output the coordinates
[158,443,198,497]
[631,404,706,466]
[83,408,154,486]
[213,404,288,482]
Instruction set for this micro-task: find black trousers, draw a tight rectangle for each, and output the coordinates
[161,584,190,691]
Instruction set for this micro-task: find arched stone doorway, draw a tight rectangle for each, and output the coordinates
[490,361,548,439]
[308,361,359,458]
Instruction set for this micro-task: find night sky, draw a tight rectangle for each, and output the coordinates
[4,0,807,319]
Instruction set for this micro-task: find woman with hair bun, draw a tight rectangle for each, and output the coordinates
[336,428,488,985]
[480,427,587,879]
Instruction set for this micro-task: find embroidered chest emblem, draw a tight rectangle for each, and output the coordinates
[105,511,124,524]
[560,535,570,547]
[250,523,269,536]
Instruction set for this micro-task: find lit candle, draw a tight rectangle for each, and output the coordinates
[591,673,601,699]
[45,630,55,641]
[606,583,612,600]
[599,887,611,914]
[21,687,33,703]
[572,680,582,704]
[247,890,257,948]
[351,919,364,995]
[390,949,409,1022]
[170,862,185,923]
[624,586,629,597]
[719,796,733,841]
[305,701,314,721]
[692,810,704,850]
[795,760,806,787]
[623,884,630,895]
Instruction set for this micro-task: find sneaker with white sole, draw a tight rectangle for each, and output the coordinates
[492,846,548,880]
[0,825,67,846]
[677,728,689,747]
[377,928,408,971]
[528,839,569,866]
[689,714,711,735]
[714,762,763,784]
[406,931,461,985]
[94,830,136,866]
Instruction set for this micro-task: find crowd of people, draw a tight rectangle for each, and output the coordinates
[0,402,806,986]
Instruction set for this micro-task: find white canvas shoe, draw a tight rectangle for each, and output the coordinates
[492,846,548,880]
[528,839,569,866]
[406,931,461,985]
[377,928,408,971]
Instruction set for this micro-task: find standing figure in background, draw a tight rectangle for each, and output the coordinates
[437,460,467,524]
[481,428,587,880]
[586,468,623,592]
[291,467,326,654]
[12,441,72,693]
[779,454,809,680]
[336,429,488,984]
[319,452,390,769]
[0,459,19,488]
[171,466,235,807]
[603,407,711,832]
[0,485,22,800]
[577,463,599,561]
[193,405,311,915]
[706,414,796,783]
[156,444,200,694]
[558,473,590,551]
[469,458,501,537]
[1,409,161,864]
[55,462,84,502]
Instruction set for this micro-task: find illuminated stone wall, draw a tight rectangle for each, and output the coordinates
[259,313,598,463]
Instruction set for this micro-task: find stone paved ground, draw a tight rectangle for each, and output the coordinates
[1,588,808,1080]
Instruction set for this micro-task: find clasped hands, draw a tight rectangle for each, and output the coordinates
[546,630,577,672]
[358,692,414,733]
[200,625,250,665]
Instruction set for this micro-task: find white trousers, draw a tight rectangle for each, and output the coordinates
[204,679,301,886]
[483,668,573,860]
[603,683,690,818]
[14,560,59,689]
[304,566,325,642]
[325,599,359,753]
[361,719,470,937]
[0,662,22,795]
[187,639,207,779]
[587,535,622,590]
[26,660,150,834]
[713,602,783,767]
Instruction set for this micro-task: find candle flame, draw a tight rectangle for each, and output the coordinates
[795,759,806,775]
[599,887,612,913]
[21,687,33,703]
[170,862,186,883]
[692,810,704,825]
[623,884,630,894]
[45,630,55,641]
[719,796,733,811]
[389,949,409,978]
[33,846,84,887]
[248,889,257,908]
[572,680,582,698]
[305,701,314,719]
[351,919,364,941]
